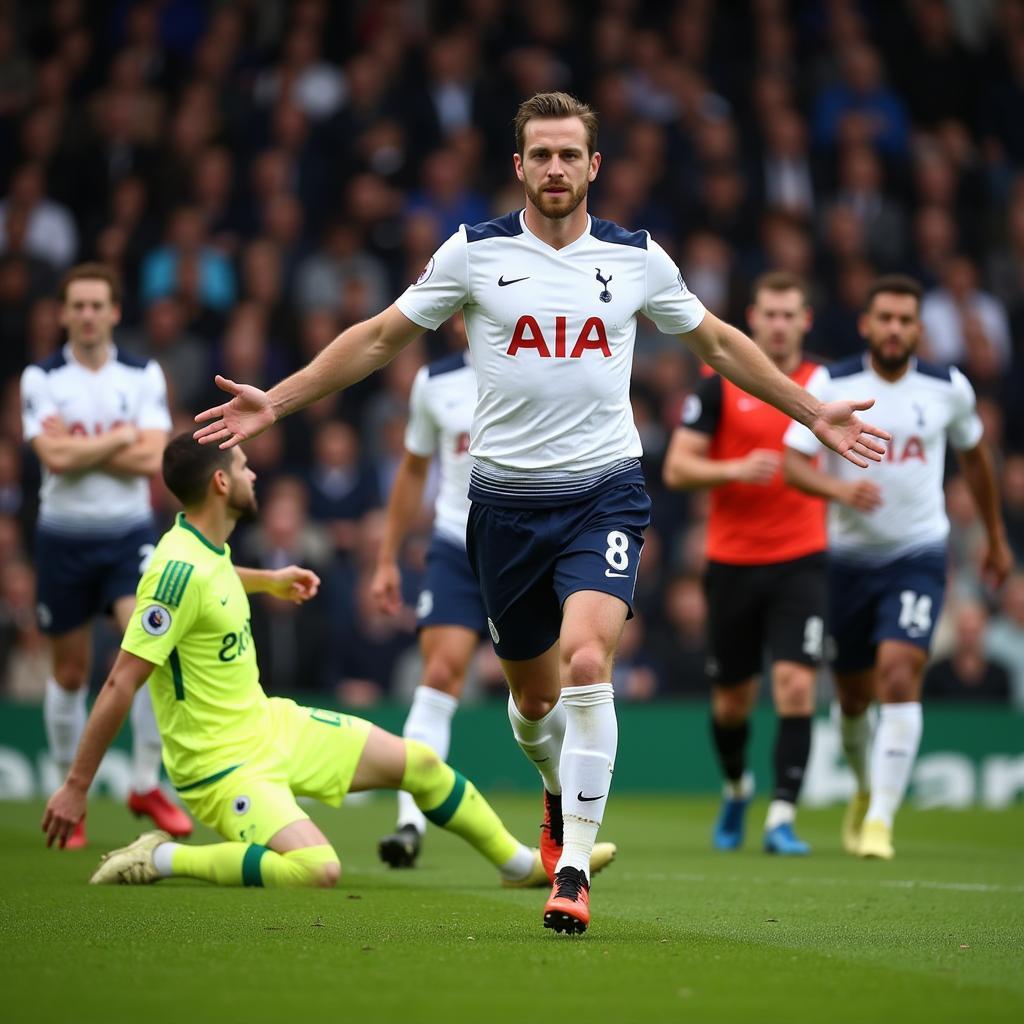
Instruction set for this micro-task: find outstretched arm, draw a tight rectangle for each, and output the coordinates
[682,313,890,467]
[42,650,154,848]
[236,566,321,603]
[195,305,425,448]
[957,442,1014,587]
[371,450,432,615]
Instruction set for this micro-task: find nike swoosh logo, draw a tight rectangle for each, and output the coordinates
[605,569,628,578]
[219,596,229,605]
[498,275,529,287]
[577,791,605,802]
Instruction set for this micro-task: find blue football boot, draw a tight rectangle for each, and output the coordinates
[763,822,811,856]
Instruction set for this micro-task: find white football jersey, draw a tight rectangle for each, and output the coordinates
[396,210,706,505]
[405,351,475,548]
[20,343,171,535]
[784,355,983,564]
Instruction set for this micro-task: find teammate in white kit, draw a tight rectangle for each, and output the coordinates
[784,275,1013,859]
[195,92,888,934]
[21,263,192,847]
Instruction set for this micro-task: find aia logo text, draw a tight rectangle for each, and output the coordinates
[884,435,926,463]
[506,316,611,358]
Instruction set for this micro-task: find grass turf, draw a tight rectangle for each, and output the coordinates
[1,795,1022,1024]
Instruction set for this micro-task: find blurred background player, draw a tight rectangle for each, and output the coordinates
[20,263,190,847]
[370,316,487,865]
[43,434,579,894]
[784,274,1013,859]
[663,272,826,855]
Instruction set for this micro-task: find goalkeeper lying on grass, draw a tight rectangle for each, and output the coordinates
[43,433,614,890]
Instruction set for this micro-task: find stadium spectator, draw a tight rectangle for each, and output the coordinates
[925,602,1012,703]
[986,572,1024,709]
[0,163,78,269]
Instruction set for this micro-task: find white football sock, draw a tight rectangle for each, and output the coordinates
[44,678,87,782]
[397,685,458,834]
[498,842,539,882]
[765,799,795,831]
[725,771,755,801]
[152,841,179,878]
[557,683,617,877]
[866,702,923,828]
[840,709,872,794]
[130,684,164,793]
[507,693,565,796]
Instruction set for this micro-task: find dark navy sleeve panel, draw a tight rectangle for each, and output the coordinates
[464,211,524,243]
[114,348,149,369]
[913,359,953,382]
[36,349,67,371]
[427,351,469,377]
[680,374,723,435]
[825,354,867,379]
[589,216,649,249]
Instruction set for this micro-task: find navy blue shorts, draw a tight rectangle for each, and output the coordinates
[34,524,157,635]
[416,535,487,635]
[466,483,652,661]
[828,549,947,673]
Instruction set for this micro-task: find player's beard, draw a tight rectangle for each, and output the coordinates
[869,339,913,374]
[525,177,589,220]
[228,483,259,523]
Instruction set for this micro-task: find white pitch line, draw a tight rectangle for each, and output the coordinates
[619,872,1024,894]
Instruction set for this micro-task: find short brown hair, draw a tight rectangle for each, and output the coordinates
[58,262,122,305]
[866,273,923,310]
[514,92,598,156]
[751,270,810,305]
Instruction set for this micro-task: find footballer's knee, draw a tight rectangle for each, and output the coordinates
[773,663,815,715]
[316,859,342,889]
[422,652,466,696]
[563,642,612,688]
[52,657,89,691]
[876,660,923,703]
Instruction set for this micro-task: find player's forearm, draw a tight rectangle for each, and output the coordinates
[102,438,164,476]
[36,432,132,474]
[958,443,1008,544]
[378,460,430,562]
[268,309,414,422]
[686,316,820,427]
[663,452,741,490]
[782,448,844,500]
[64,672,138,791]
[236,567,276,594]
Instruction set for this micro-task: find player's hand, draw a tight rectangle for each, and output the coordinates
[109,423,140,446]
[370,561,402,617]
[980,536,1014,590]
[42,782,87,849]
[193,376,275,449]
[41,415,69,436]
[269,566,321,603]
[838,479,883,513]
[812,400,891,468]
[731,448,782,485]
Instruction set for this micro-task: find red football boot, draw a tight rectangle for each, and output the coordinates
[539,790,563,882]
[65,817,87,850]
[543,866,590,935]
[127,788,193,837]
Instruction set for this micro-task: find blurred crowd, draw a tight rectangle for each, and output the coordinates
[1,0,1023,708]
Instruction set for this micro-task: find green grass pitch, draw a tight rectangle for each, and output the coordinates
[2,795,1022,1024]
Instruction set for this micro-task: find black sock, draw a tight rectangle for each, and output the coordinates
[711,718,749,784]
[773,715,812,804]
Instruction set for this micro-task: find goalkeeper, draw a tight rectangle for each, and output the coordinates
[42,433,606,890]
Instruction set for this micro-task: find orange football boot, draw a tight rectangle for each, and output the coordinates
[543,866,590,935]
